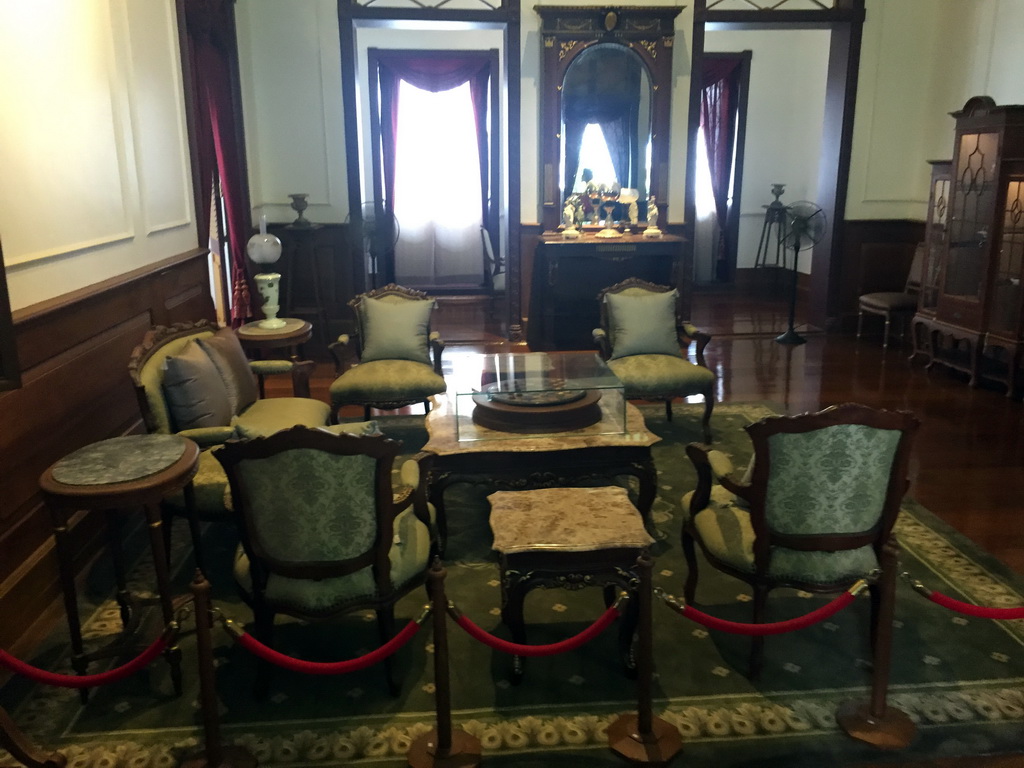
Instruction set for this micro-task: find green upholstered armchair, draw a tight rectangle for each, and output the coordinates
[328,284,447,421]
[215,426,436,696]
[681,403,920,678]
[127,320,333,549]
[593,278,716,443]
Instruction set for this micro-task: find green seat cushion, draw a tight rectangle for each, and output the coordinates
[859,292,918,312]
[329,360,447,408]
[249,359,294,376]
[606,290,681,359]
[682,490,879,584]
[359,297,433,365]
[163,448,230,518]
[321,420,382,436]
[177,425,236,449]
[233,504,434,615]
[608,354,715,398]
[232,397,332,440]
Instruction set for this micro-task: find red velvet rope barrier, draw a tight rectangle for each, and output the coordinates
[0,633,171,689]
[451,605,620,657]
[922,590,1024,620]
[660,590,858,636]
[229,618,422,675]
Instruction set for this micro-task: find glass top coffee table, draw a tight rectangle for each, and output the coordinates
[424,352,659,553]
[449,351,627,441]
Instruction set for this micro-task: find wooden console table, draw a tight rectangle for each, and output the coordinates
[527,232,686,350]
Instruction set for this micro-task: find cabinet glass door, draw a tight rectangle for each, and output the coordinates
[921,170,950,312]
[989,177,1024,335]
[946,131,999,299]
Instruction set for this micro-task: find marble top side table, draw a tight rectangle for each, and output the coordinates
[39,434,201,698]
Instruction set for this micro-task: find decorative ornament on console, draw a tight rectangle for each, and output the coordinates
[618,188,639,231]
[246,213,286,329]
[643,194,662,238]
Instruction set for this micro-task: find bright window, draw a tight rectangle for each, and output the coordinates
[393,80,484,285]
[394,80,482,228]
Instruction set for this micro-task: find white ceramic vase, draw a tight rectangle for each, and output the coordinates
[254,273,286,329]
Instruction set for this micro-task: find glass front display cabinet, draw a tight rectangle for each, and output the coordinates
[913,97,1024,395]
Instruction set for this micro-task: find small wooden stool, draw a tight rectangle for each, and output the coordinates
[39,434,201,697]
[488,486,654,680]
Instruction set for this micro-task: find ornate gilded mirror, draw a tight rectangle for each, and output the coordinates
[536,6,682,232]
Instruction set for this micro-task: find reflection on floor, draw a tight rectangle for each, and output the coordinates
[296,290,1023,580]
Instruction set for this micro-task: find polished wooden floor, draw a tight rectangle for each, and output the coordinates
[335,290,1024,575]
[318,290,1024,767]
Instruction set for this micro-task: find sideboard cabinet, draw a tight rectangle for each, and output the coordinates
[527,233,686,350]
[912,97,1024,394]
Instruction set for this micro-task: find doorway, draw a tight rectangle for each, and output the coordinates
[367,49,501,295]
[694,52,751,286]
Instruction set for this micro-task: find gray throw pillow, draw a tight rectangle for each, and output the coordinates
[606,290,682,359]
[359,298,432,365]
[197,328,259,415]
[162,340,233,430]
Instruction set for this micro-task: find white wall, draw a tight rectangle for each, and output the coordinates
[704,29,830,272]
[6,0,1024,312]
[0,0,197,311]
[958,0,1024,106]
[846,0,1024,223]
[236,0,348,226]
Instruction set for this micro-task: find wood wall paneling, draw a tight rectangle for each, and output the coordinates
[0,251,215,658]
[268,224,354,350]
[838,219,925,331]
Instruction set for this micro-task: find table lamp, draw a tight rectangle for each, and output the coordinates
[247,214,286,329]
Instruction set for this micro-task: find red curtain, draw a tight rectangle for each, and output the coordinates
[377,54,492,252]
[700,58,742,262]
[182,0,253,325]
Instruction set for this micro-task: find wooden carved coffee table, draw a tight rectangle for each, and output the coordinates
[423,389,660,551]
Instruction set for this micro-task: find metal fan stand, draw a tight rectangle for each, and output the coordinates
[776,201,827,346]
[776,238,807,346]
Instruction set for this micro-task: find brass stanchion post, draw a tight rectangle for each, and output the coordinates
[836,539,916,749]
[407,559,481,768]
[181,572,258,768]
[608,551,682,765]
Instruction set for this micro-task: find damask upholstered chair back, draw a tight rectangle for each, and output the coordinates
[328,284,447,421]
[594,278,716,442]
[682,403,920,677]
[215,426,435,695]
[127,320,331,566]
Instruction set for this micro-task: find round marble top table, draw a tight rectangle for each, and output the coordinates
[236,317,312,354]
[39,434,200,696]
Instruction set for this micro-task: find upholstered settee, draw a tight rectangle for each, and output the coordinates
[128,320,333,523]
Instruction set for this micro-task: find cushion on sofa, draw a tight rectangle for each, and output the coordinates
[162,340,233,431]
[232,397,333,440]
[197,328,259,415]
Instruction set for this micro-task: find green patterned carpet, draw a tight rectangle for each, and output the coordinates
[5,403,1024,767]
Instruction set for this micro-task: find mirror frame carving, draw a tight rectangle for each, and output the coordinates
[536,5,683,232]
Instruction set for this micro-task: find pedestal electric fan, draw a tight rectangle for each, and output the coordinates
[776,201,827,345]
[345,201,400,289]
